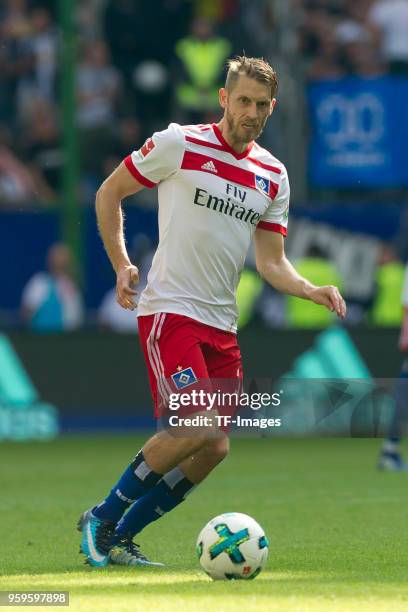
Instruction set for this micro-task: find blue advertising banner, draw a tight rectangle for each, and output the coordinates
[308,77,408,188]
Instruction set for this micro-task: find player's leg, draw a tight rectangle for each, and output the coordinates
[108,330,242,564]
[378,358,408,471]
[177,433,230,481]
[108,435,230,566]
[78,314,216,566]
[93,314,215,520]
[78,426,215,567]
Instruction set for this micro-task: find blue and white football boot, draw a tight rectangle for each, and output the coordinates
[109,534,164,567]
[77,509,116,567]
[378,451,408,472]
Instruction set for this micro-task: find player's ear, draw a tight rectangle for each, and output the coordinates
[219,87,228,109]
[269,98,277,116]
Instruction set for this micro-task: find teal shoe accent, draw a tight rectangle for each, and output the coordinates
[77,509,115,567]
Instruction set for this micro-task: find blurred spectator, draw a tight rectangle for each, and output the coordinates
[1,0,31,33]
[81,116,143,203]
[21,243,84,332]
[77,0,104,41]
[17,5,57,120]
[103,0,146,86]
[368,0,408,74]
[76,40,122,178]
[0,0,34,126]
[335,1,371,49]
[103,0,191,130]
[174,18,231,123]
[335,1,384,76]
[77,40,121,130]
[132,60,171,135]
[103,0,192,79]
[308,35,346,80]
[344,40,385,77]
[300,6,345,79]
[22,101,63,203]
[300,0,388,79]
[399,264,408,352]
[101,116,141,177]
[287,245,343,328]
[236,0,275,57]
[0,126,40,207]
[377,261,408,471]
[113,116,142,160]
[371,245,404,326]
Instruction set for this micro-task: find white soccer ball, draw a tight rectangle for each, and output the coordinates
[196,512,269,580]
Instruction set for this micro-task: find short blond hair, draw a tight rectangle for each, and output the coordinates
[225,56,278,98]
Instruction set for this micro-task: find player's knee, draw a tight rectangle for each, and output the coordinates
[207,435,230,464]
[179,436,209,457]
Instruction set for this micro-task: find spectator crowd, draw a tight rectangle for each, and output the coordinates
[0,0,270,208]
[1,0,407,331]
[298,0,408,79]
[2,0,407,209]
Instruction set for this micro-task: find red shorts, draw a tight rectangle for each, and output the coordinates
[138,313,243,422]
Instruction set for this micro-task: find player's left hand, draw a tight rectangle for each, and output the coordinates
[308,285,347,319]
[116,264,139,310]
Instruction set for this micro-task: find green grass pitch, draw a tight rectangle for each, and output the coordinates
[1,435,408,611]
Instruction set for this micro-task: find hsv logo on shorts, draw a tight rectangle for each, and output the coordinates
[255,175,270,196]
[171,367,197,390]
[140,138,155,157]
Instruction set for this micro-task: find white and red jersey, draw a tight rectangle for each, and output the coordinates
[124,122,290,333]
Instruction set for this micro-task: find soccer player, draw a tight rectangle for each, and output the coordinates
[78,56,346,567]
[378,262,408,471]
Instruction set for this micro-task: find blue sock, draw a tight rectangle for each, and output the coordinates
[92,451,162,523]
[112,467,196,542]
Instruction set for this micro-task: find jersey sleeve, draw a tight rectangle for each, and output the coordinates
[124,123,185,188]
[257,166,290,236]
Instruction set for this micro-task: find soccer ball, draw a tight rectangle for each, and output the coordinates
[196,512,269,580]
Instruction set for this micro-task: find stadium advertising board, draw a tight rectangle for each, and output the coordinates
[308,77,408,187]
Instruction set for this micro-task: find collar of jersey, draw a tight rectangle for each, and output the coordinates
[212,123,254,160]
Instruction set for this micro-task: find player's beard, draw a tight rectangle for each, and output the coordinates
[225,109,267,147]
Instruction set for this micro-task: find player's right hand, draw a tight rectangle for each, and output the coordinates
[116,264,139,310]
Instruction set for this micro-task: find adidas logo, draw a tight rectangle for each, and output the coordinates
[201,160,218,173]
[269,327,389,436]
[284,327,371,379]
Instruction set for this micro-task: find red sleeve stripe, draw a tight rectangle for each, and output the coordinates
[247,156,282,174]
[124,155,156,188]
[257,221,287,236]
[181,151,279,198]
[185,135,226,152]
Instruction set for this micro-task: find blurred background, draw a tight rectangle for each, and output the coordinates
[1,0,407,436]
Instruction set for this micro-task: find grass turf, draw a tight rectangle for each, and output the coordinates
[1,436,408,611]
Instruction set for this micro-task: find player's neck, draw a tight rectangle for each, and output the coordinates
[216,120,250,154]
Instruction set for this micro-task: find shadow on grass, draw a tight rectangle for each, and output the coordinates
[3,555,407,583]
[2,567,408,601]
